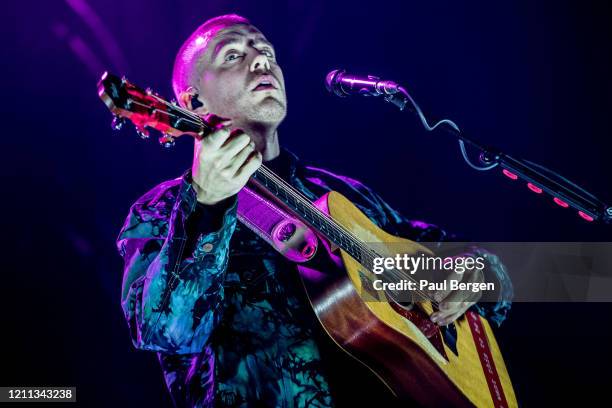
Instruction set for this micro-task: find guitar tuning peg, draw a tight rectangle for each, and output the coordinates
[159,134,175,148]
[145,87,152,95]
[111,115,125,131]
[170,99,177,105]
[135,127,150,139]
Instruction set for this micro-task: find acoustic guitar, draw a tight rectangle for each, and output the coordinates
[98,72,517,407]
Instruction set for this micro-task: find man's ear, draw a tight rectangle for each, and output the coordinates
[179,90,208,116]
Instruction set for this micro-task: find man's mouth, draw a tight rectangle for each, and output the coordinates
[251,76,278,91]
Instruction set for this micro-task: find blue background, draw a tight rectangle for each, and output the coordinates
[4,0,612,406]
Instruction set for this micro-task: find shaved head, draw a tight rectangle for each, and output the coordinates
[172,14,250,102]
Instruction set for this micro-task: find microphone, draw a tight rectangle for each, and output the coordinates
[325,69,400,97]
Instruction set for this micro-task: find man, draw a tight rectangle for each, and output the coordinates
[117,14,512,407]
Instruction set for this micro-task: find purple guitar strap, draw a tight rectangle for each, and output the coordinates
[236,186,318,262]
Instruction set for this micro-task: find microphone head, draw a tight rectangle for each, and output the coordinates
[325,69,347,97]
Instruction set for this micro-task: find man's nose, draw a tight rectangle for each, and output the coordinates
[250,53,271,73]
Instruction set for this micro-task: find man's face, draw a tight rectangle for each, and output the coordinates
[196,24,286,126]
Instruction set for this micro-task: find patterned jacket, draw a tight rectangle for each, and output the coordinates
[117,149,512,407]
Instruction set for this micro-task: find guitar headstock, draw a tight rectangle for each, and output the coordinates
[97,71,211,147]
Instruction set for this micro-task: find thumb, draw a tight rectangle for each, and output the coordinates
[203,113,232,129]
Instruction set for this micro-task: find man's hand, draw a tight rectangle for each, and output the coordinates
[428,259,485,326]
[191,115,262,205]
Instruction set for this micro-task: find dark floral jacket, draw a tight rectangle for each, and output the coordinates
[117,149,513,408]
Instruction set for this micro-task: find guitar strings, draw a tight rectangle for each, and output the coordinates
[150,94,201,120]
[129,99,204,129]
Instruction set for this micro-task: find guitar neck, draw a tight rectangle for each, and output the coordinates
[96,72,369,264]
[172,105,367,261]
[251,165,366,264]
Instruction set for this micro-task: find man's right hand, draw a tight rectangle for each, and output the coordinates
[191,115,262,205]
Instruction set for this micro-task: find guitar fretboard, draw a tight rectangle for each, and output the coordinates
[252,166,366,264]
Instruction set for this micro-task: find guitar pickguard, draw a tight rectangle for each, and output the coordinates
[387,297,449,361]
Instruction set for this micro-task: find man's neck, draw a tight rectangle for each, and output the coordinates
[239,121,280,161]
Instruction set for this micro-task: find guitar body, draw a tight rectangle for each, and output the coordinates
[297,191,517,407]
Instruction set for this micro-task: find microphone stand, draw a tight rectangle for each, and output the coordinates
[380,89,612,224]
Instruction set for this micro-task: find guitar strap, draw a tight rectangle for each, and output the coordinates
[466,310,510,408]
[236,186,318,263]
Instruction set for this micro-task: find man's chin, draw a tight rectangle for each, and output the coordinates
[248,97,287,123]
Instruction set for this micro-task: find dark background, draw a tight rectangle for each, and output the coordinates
[3,0,612,406]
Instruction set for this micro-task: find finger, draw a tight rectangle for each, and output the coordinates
[226,141,256,174]
[448,267,484,305]
[235,150,262,179]
[431,283,478,324]
[205,126,233,149]
[219,129,251,153]
[196,114,231,141]
[430,300,474,324]
[437,272,482,306]
[430,266,464,303]
[435,301,475,326]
